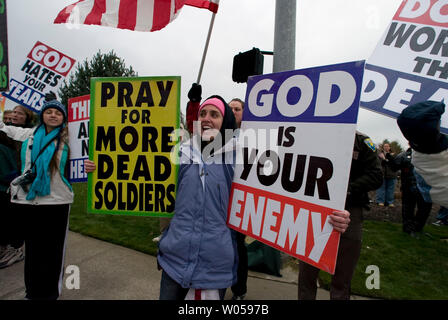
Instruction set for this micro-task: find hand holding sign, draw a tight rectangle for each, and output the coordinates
[228,61,365,274]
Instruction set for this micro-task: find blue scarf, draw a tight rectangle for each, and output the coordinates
[26,124,61,200]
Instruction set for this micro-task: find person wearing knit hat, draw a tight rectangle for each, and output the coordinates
[196,95,237,144]
[84,94,238,300]
[397,100,448,208]
[0,97,73,299]
[39,99,68,126]
[156,94,238,300]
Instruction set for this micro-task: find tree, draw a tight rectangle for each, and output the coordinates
[58,50,137,107]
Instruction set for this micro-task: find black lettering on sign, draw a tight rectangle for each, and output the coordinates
[81,140,89,157]
[132,155,151,181]
[119,126,139,152]
[136,81,154,107]
[157,80,173,107]
[240,147,258,181]
[116,154,130,180]
[154,155,171,181]
[101,82,115,107]
[118,82,133,107]
[97,154,114,179]
[161,126,174,152]
[304,156,333,200]
[96,126,116,151]
[104,181,117,210]
[142,126,158,152]
[78,122,88,138]
[257,150,281,186]
[127,183,138,210]
[94,181,103,209]
[281,153,306,193]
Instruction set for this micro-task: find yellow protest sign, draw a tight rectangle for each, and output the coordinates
[87,76,180,217]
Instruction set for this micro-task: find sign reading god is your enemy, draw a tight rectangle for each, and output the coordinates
[227,61,365,274]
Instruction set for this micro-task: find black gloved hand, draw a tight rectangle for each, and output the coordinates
[188,83,202,102]
[45,91,57,102]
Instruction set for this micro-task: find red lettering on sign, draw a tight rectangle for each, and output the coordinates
[27,41,75,77]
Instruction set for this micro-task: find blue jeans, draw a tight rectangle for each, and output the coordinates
[376,178,396,205]
[436,207,448,222]
[159,270,227,300]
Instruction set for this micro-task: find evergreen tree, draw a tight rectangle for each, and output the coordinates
[58,50,137,107]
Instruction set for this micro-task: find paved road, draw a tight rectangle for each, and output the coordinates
[0,231,371,300]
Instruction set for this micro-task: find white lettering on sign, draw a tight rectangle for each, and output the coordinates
[400,0,448,24]
[247,71,356,118]
[71,99,90,120]
[30,43,74,75]
[228,187,334,263]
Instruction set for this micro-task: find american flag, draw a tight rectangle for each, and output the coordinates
[54,0,219,32]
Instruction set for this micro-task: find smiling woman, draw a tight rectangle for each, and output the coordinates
[0,98,73,300]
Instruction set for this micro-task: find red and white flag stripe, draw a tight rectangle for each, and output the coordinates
[185,0,219,13]
[54,0,218,32]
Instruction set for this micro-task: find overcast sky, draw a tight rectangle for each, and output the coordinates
[4,0,406,146]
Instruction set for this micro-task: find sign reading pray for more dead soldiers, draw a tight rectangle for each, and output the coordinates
[87,76,180,217]
[227,61,365,274]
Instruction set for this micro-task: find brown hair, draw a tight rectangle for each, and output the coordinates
[229,98,245,109]
[14,105,36,127]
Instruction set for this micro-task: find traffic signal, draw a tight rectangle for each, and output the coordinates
[232,48,264,83]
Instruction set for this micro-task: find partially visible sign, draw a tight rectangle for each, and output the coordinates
[87,76,180,217]
[68,94,90,183]
[361,0,448,134]
[2,41,76,112]
[227,61,365,274]
[0,93,5,112]
[0,0,8,91]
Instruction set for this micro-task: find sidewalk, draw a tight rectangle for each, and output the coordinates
[0,231,371,300]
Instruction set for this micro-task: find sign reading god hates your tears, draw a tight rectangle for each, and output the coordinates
[361,0,448,134]
[88,76,180,217]
[227,61,365,274]
[2,41,76,113]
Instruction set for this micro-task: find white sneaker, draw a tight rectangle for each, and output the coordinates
[0,247,25,269]
[0,245,14,261]
[152,235,162,243]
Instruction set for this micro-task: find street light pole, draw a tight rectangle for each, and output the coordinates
[273,0,297,73]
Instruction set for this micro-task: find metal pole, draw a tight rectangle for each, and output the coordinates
[196,12,217,84]
[273,0,296,72]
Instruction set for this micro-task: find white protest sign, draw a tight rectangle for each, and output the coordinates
[361,0,448,134]
[227,61,365,274]
[68,94,90,182]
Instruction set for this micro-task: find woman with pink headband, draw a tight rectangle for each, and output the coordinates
[157,95,238,300]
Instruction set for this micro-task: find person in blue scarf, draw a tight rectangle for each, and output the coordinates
[0,99,74,300]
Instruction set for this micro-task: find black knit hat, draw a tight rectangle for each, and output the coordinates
[397,100,448,154]
[39,99,67,124]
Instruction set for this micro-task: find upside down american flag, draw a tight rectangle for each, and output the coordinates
[54,0,219,32]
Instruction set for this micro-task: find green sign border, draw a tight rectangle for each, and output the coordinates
[87,76,181,217]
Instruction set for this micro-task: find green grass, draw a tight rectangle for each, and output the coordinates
[70,182,448,299]
[319,220,448,300]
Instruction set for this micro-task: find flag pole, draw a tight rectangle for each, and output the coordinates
[196,10,217,84]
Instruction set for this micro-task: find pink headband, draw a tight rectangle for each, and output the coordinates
[198,98,225,117]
